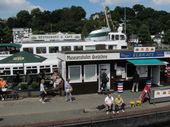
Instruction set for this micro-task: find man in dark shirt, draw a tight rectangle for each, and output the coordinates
[132,71,139,92]
[101,72,109,92]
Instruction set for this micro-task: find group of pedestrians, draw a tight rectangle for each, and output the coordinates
[39,70,73,103]
[104,92,125,115]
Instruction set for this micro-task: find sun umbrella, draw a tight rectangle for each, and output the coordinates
[0,51,46,64]
[0,51,47,76]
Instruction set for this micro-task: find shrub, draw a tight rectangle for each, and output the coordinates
[31,82,38,90]
[20,83,28,90]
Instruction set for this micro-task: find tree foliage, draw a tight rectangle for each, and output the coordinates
[0,4,170,44]
[163,29,170,44]
[138,24,151,44]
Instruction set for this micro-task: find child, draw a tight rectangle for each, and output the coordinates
[39,79,47,103]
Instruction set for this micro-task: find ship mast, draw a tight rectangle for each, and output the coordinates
[104,6,110,29]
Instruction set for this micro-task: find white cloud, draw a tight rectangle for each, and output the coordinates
[89,0,100,4]
[152,0,170,5]
[0,0,42,19]
[89,0,139,6]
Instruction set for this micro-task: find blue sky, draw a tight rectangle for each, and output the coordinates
[0,0,170,19]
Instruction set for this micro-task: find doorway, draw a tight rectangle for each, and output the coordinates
[98,64,110,92]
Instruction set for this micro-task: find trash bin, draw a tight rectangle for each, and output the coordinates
[146,80,152,86]
[117,82,124,92]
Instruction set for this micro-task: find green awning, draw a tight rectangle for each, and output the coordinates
[0,43,21,48]
[127,59,167,66]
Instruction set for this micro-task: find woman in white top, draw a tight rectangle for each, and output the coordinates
[39,79,47,103]
[64,79,73,102]
[104,92,114,114]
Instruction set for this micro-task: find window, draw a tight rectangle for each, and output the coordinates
[36,47,46,54]
[68,65,81,83]
[85,45,96,50]
[74,46,83,51]
[120,35,125,40]
[84,65,97,82]
[61,46,71,51]
[23,48,33,53]
[49,46,59,53]
[121,46,127,49]
[115,35,119,40]
[108,45,117,50]
[111,35,115,40]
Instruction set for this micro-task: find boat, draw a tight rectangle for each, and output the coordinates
[0,8,128,79]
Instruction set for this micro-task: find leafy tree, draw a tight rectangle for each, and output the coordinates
[31,8,42,17]
[7,17,18,28]
[138,24,151,44]
[16,10,31,27]
[163,29,170,44]
[2,26,12,43]
[133,4,145,14]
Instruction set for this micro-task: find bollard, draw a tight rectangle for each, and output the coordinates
[136,100,142,106]
[130,101,135,107]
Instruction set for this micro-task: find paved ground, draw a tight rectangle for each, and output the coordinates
[0,90,170,127]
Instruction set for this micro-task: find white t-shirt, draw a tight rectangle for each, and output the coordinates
[105,96,114,106]
[40,83,45,92]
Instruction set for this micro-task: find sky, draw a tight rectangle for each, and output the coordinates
[0,0,170,19]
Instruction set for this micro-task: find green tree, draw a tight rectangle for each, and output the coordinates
[7,17,18,28]
[31,8,44,31]
[16,10,31,27]
[163,29,170,44]
[133,4,145,13]
[138,24,151,44]
[2,26,12,43]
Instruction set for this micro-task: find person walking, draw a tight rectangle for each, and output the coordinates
[104,92,115,114]
[39,79,47,103]
[132,70,140,92]
[101,72,109,92]
[64,79,73,102]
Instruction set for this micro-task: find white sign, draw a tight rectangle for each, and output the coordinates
[154,89,170,98]
[65,53,119,61]
[134,47,155,52]
[164,51,170,57]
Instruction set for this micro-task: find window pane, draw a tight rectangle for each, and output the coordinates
[36,47,46,54]
[84,65,97,82]
[74,46,83,51]
[49,46,59,53]
[23,48,33,53]
[85,45,96,50]
[61,46,71,51]
[69,66,81,82]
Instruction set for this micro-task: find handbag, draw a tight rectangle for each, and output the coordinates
[65,87,73,93]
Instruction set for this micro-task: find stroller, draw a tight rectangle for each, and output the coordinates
[138,80,152,103]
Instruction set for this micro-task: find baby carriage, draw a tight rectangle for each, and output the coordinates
[138,80,151,103]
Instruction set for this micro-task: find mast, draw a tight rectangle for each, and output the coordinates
[124,7,127,34]
[104,6,110,29]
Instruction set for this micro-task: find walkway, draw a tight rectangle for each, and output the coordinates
[0,90,170,127]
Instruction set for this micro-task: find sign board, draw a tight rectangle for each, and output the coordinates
[154,89,170,98]
[150,86,170,103]
[134,47,155,52]
[65,53,119,61]
[120,51,164,58]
